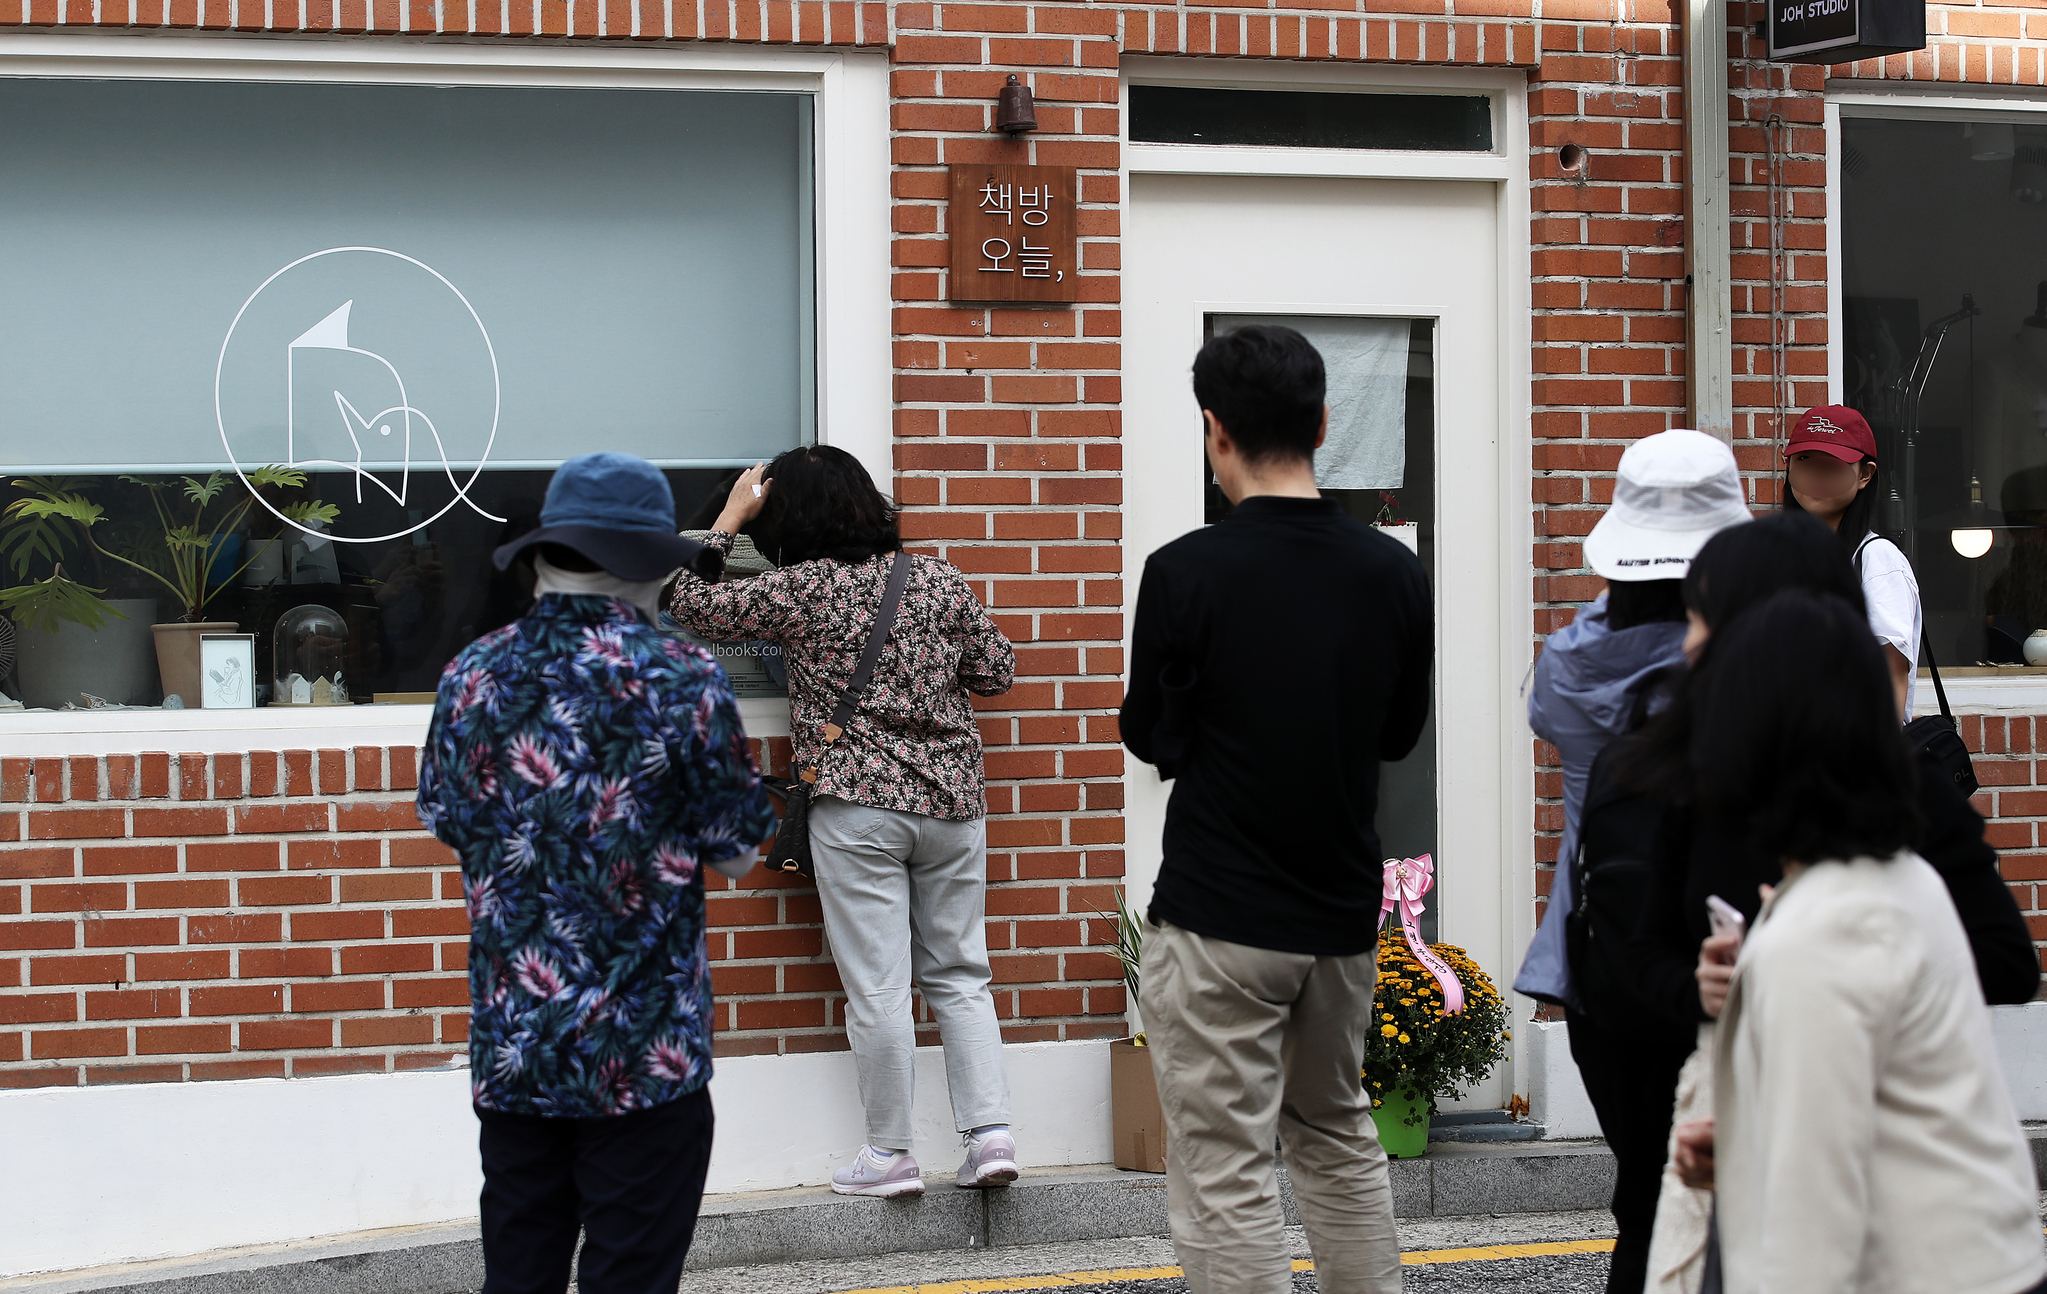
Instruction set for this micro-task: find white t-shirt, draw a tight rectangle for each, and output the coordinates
[1856,535,1922,717]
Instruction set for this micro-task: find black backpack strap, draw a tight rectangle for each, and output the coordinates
[821,551,912,747]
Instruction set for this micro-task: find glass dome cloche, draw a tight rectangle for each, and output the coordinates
[273,604,349,706]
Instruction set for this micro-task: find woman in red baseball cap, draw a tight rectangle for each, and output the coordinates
[1782,405,1921,718]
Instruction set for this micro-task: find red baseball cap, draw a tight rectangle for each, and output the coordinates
[1783,405,1877,464]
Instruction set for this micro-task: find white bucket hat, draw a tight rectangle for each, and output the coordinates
[1583,429,1750,581]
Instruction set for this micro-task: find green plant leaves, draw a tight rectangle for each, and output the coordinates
[0,575,127,633]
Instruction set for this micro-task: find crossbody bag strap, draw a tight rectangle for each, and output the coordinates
[808,551,912,777]
[1922,632,1956,727]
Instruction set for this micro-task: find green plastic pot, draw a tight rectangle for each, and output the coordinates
[1370,1084,1430,1159]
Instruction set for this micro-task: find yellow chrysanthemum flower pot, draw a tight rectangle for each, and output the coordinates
[1371,1084,1430,1158]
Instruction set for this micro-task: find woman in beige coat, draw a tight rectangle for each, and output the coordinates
[1671,592,2046,1294]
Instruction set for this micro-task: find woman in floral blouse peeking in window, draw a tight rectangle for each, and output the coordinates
[671,445,1020,1198]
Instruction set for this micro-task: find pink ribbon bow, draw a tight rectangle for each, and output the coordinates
[1379,854,1465,1015]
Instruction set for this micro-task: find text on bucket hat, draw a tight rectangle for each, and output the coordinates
[492,452,723,584]
[1783,405,1877,464]
[1582,429,1751,582]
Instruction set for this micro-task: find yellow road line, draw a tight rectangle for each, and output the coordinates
[1398,1239,1619,1265]
[825,1238,1620,1294]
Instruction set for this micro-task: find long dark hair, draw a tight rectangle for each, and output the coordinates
[1688,591,1917,862]
[1620,513,1867,800]
[752,445,902,567]
[1784,453,1881,553]
[1603,578,1686,631]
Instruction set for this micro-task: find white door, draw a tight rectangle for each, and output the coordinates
[1122,170,1522,1108]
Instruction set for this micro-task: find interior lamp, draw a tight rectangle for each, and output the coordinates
[1952,527,1994,559]
[1951,475,1995,558]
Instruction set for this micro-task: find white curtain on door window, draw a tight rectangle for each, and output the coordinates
[1213,314,1409,490]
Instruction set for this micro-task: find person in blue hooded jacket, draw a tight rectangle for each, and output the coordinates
[1512,429,1751,1294]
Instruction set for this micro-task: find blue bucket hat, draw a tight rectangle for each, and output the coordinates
[492,453,723,583]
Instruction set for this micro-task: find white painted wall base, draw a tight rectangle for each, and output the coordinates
[1522,1002,2047,1143]
[1521,1018,1599,1139]
[0,1038,1111,1278]
[1992,1000,2047,1121]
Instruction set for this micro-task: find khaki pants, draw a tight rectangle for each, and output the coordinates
[1139,920,1400,1294]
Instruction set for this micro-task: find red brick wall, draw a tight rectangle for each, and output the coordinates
[0,749,470,1087]
[4,0,2046,1085]
[1965,717,2047,955]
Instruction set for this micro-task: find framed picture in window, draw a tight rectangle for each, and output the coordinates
[200,633,256,710]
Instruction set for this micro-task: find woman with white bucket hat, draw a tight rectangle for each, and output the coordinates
[1515,428,1750,1294]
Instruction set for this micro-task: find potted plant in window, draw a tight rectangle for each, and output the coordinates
[1098,888,1167,1173]
[5,469,336,706]
[0,476,161,708]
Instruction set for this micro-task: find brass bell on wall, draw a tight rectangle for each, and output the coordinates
[995,74,1037,134]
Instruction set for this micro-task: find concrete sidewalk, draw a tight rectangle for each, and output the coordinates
[4,1140,1617,1294]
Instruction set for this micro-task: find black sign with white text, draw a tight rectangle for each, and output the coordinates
[1765,0,1924,62]
[1771,0,1857,56]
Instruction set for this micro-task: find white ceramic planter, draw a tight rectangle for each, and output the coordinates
[14,599,161,708]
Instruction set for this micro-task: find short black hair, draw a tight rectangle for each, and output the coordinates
[1688,591,1918,863]
[1191,325,1325,465]
[753,445,902,568]
[1603,578,1686,631]
[533,542,601,573]
[1684,512,1864,630]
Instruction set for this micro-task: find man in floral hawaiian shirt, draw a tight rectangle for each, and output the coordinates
[418,452,776,1294]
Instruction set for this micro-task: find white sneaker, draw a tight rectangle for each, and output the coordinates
[955,1127,1019,1188]
[831,1146,926,1198]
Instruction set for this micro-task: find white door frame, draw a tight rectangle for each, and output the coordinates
[1118,57,1534,1100]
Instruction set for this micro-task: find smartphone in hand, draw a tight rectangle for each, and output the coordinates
[1705,894,1746,941]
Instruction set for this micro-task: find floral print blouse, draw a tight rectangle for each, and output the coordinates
[670,537,1014,821]
[417,594,775,1118]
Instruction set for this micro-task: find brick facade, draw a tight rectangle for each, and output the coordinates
[5,0,2047,1089]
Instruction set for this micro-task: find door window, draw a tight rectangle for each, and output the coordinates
[1203,312,1440,934]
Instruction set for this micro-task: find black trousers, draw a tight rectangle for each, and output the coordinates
[1565,1009,1696,1294]
[476,1085,715,1294]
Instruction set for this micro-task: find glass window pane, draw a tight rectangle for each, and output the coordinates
[0,78,814,476]
[0,78,812,711]
[1201,314,1439,933]
[1131,86,1493,152]
[1841,115,2047,672]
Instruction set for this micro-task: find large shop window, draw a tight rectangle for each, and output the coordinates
[0,77,813,711]
[1842,113,2047,672]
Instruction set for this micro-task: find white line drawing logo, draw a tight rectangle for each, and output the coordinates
[217,247,506,544]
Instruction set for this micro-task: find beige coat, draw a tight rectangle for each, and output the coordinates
[1714,851,2045,1294]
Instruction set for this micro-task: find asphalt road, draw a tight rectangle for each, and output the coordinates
[1046,1254,1609,1294]
[677,1210,1620,1294]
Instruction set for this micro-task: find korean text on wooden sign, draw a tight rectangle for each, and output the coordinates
[947,164,1080,304]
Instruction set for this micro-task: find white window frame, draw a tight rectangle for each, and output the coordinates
[1118,57,1534,1104]
[0,33,890,753]
[1826,84,2047,715]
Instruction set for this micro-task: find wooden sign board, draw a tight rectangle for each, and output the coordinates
[947,163,1080,304]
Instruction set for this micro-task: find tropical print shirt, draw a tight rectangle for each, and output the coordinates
[417,594,774,1118]
[671,538,1014,821]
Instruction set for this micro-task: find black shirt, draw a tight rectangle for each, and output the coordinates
[1120,495,1433,956]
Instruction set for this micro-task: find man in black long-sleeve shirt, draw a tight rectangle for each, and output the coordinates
[1121,325,1431,1294]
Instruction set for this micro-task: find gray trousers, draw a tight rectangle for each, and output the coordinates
[809,795,1012,1149]
[1139,920,1400,1294]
